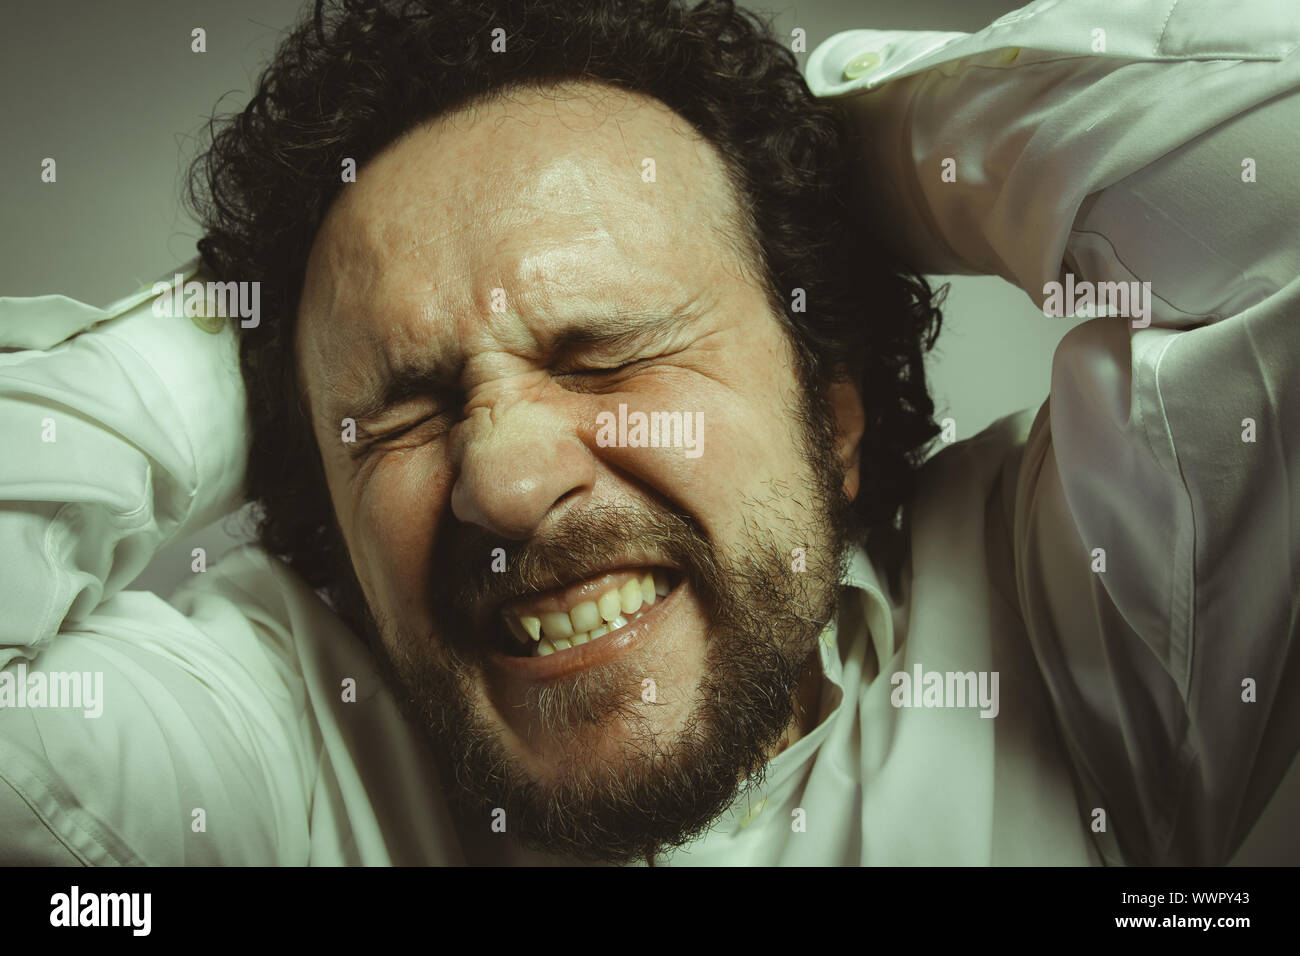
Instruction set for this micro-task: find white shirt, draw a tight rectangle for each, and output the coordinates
[1,0,1296,865]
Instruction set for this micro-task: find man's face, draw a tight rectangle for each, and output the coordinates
[296,81,865,862]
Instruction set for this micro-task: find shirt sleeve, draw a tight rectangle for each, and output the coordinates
[0,282,463,863]
[0,269,294,863]
[0,545,464,865]
[0,579,316,865]
[0,265,248,668]
[811,0,1300,863]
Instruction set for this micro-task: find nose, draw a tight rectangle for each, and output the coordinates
[449,388,594,540]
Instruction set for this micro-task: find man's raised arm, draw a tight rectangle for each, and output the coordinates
[0,263,247,666]
[809,0,1300,863]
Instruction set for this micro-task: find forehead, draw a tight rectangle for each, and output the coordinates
[296,80,758,407]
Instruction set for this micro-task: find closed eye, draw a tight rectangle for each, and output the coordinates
[557,359,645,379]
[571,362,636,375]
[360,413,448,453]
[553,361,644,392]
[378,417,430,440]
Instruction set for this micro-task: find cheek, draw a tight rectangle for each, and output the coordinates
[700,393,813,540]
[347,455,449,629]
[579,342,809,539]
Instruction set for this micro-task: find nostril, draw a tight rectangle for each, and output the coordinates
[551,486,585,510]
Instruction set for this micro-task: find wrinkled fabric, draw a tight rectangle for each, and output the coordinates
[2,0,1296,865]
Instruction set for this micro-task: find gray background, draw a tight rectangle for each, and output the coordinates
[5,1,1291,863]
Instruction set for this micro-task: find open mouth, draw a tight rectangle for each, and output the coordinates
[492,567,680,658]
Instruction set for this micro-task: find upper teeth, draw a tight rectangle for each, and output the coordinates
[504,570,672,657]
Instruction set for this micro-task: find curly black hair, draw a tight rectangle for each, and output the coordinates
[186,0,943,608]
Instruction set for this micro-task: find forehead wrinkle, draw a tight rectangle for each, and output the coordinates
[299,78,768,429]
[325,224,716,421]
[413,85,741,257]
[361,86,750,304]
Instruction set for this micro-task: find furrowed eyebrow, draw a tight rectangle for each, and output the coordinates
[342,303,700,424]
[348,362,445,427]
[545,309,694,359]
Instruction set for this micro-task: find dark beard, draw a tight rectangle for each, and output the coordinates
[334,384,857,864]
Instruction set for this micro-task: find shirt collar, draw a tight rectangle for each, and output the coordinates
[688,543,896,841]
[842,543,896,673]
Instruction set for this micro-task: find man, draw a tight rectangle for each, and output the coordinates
[1,0,1296,865]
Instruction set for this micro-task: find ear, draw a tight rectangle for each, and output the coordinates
[825,377,865,502]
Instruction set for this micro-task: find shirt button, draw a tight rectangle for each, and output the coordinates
[842,50,881,80]
[738,798,768,829]
[192,314,225,334]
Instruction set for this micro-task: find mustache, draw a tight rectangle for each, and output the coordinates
[428,504,723,650]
